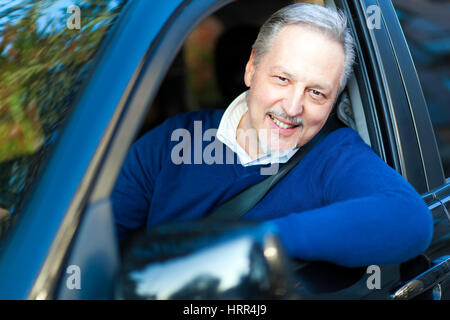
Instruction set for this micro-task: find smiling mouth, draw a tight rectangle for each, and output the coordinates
[268,114,301,130]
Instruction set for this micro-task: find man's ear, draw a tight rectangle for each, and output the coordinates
[244,50,256,87]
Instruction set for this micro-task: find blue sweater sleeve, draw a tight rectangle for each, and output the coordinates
[270,130,434,267]
[111,110,223,240]
[111,122,168,241]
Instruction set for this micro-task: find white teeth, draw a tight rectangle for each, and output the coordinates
[270,115,295,129]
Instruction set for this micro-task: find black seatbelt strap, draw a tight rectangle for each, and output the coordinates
[205,135,322,221]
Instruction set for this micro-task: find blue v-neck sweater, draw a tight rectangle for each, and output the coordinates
[112,110,433,267]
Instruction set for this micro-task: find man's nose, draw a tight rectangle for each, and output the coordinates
[283,86,304,116]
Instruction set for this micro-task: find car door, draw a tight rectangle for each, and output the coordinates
[341,0,450,299]
[89,0,448,300]
[0,0,240,300]
[0,0,448,300]
[0,0,188,299]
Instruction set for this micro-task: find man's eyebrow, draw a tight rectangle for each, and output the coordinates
[310,83,332,92]
[270,67,297,80]
[270,66,332,91]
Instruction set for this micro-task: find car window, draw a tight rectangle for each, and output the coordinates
[0,0,127,242]
[393,0,450,178]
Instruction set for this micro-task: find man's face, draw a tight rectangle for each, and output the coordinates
[240,24,345,153]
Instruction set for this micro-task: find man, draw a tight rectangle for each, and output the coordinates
[112,4,433,267]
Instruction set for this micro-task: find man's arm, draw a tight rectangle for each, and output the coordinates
[269,133,434,268]
[111,120,169,241]
[111,143,153,241]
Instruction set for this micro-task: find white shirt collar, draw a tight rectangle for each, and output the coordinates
[216,91,298,166]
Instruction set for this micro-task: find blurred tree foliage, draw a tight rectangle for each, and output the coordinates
[0,0,124,212]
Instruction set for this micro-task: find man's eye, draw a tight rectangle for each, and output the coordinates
[310,89,324,98]
[275,76,288,83]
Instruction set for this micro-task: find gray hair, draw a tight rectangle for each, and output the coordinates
[252,3,356,94]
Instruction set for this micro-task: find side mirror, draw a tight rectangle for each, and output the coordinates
[116,221,299,299]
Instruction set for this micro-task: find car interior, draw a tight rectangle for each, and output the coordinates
[108,0,379,298]
[48,0,449,301]
[1,0,447,300]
